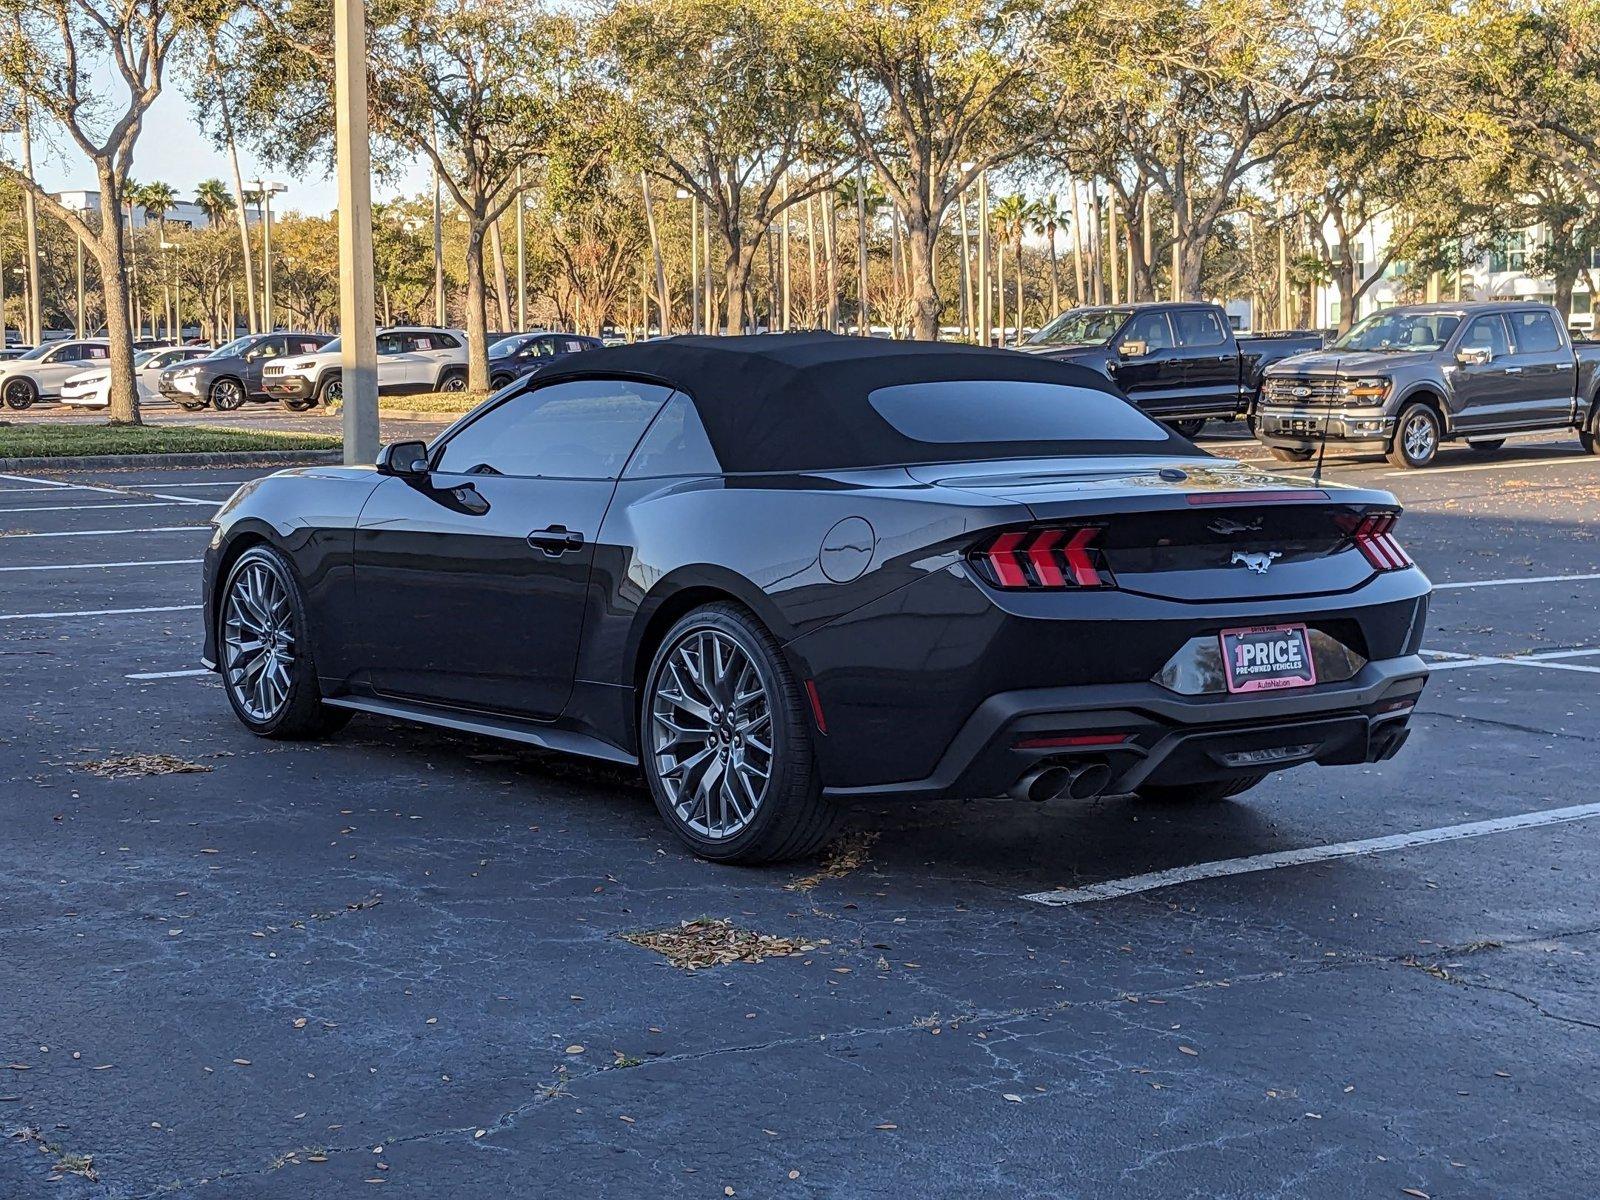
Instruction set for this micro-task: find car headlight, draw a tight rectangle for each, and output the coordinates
[1339,376,1390,401]
[293,360,317,370]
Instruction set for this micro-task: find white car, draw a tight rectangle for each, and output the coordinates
[59,346,213,408]
[0,339,110,409]
[261,326,469,410]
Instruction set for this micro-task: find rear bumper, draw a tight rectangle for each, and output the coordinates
[1257,404,1395,449]
[822,655,1428,802]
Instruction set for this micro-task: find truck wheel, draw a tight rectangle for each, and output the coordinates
[1168,418,1206,439]
[1580,418,1599,456]
[1467,439,1506,453]
[1387,403,1440,469]
[1269,447,1315,463]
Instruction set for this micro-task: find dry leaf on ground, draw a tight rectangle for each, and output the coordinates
[74,753,212,780]
[620,918,801,970]
[784,831,878,893]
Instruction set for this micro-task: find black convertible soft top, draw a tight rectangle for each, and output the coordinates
[527,331,1192,473]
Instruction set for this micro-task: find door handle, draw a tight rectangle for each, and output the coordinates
[1503,366,1522,374]
[527,525,585,556]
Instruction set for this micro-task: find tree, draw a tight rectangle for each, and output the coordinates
[226,0,573,387]
[602,0,845,333]
[1032,194,1069,315]
[0,0,190,421]
[826,0,1065,339]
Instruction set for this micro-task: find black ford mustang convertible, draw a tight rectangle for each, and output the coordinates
[202,333,1430,862]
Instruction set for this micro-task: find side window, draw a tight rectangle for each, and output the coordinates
[247,337,285,361]
[377,333,405,356]
[433,333,461,350]
[293,339,323,355]
[1124,311,1174,351]
[1506,309,1562,353]
[86,345,109,361]
[1173,309,1227,348]
[49,345,81,363]
[409,334,435,352]
[1460,316,1510,358]
[622,393,722,478]
[434,378,674,479]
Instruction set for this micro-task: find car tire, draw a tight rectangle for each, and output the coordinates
[316,375,343,407]
[1269,446,1315,463]
[210,378,246,412]
[1582,422,1600,456]
[490,373,512,390]
[280,397,317,412]
[1467,438,1506,453]
[1167,418,1206,439]
[2,377,38,410]
[217,545,352,740]
[640,602,838,864]
[1387,402,1441,469]
[178,399,208,412]
[1136,773,1266,803]
[437,369,467,393]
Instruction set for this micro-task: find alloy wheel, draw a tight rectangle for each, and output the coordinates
[3,379,36,410]
[649,628,773,841]
[222,560,296,722]
[1401,411,1436,463]
[212,379,245,411]
[439,374,467,392]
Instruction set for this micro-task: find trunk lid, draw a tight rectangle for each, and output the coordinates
[913,456,1397,601]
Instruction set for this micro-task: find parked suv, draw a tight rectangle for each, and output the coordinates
[261,327,470,409]
[487,331,603,389]
[0,339,111,409]
[159,332,332,411]
[1259,302,1600,468]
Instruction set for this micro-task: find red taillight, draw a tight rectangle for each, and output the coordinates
[970,526,1113,590]
[1014,732,1131,749]
[1343,511,1412,571]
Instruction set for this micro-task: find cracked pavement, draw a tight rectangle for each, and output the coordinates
[2,429,1598,1198]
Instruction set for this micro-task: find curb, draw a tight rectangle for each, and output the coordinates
[0,449,345,471]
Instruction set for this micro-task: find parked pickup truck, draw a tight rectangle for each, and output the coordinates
[1019,302,1324,436]
[1258,302,1600,468]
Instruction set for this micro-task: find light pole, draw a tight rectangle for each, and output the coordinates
[976,168,991,347]
[677,188,699,334]
[957,165,973,341]
[516,166,527,332]
[333,0,378,464]
[251,179,287,330]
[855,164,869,336]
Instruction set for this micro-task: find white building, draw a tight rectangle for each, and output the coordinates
[1308,212,1598,333]
[53,190,261,232]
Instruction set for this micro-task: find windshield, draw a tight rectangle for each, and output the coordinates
[207,337,255,360]
[134,351,158,368]
[1333,310,1462,353]
[16,342,57,361]
[319,337,341,355]
[491,334,535,359]
[1027,308,1132,347]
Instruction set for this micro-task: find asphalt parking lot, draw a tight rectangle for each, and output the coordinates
[3,429,1598,1198]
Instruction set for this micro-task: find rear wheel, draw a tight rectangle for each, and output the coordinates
[1387,402,1441,468]
[218,546,351,740]
[437,369,467,393]
[640,603,837,864]
[210,377,246,411]
[2,377,38,410]
[1136,773,1266,803]
[1467,438,1506,453]
[1269,446,1315,463]
[1167,418,1207,439]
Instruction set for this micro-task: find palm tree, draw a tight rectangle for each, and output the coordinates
[1033,195,1070,318]
[138,182,178,336]
[991,194,1030,345]
[194,180,231,229]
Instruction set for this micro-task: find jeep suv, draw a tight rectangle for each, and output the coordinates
[262,326,470,410]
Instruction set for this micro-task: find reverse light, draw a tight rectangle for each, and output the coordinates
[970,526,1112,590]
[1343,511,1412,570]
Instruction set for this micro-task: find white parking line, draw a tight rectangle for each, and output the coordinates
[1381,454,1595,479]
[0,471,219,507]
[0,525,209,539]
[0,603,201,621]
[0,473,74,489]
[1021,801,1600,906]
[1434,572,1600,590]
[0,501,193,514]
[126,668,211,680]
[1428,646,1600,673]
[0,558,202,573]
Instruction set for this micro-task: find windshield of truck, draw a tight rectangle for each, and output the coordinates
[1027,308,1132,347]
[1333,310,1462,352]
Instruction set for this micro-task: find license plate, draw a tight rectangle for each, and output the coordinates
[1220,624,1317,694]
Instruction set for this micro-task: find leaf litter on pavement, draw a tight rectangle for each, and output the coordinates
[620,918,810,970]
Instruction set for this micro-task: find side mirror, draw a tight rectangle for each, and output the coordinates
[1119,339,1149,359]
[1456,346,1493,367]
[376,440,430,477]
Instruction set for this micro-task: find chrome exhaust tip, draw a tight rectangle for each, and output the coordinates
[1064,760,1113,800]
[1011,765,1072,803]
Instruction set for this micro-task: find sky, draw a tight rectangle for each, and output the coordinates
[29,82,432,217]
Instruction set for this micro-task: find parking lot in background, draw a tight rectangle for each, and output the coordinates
[3,426,1597,1198]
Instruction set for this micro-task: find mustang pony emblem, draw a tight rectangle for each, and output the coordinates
[1231,550,1283,574]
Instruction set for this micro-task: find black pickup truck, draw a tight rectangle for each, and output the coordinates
[1019,302,1324,435]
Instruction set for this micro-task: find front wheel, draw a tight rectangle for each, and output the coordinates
[1269,446,1315,463]
[1387,402,1441,469]
[316,375,344,407]
[2,377,38,410]
[1137,773,1266,803]
[640,603,837,864]
[210,378,246,411]
[218,546,351,740]
[1167,418,1207,439]
[1582,423,1600,455]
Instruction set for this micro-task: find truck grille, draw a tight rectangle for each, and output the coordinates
[1262,375,1341,405]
